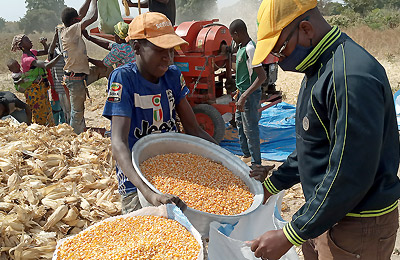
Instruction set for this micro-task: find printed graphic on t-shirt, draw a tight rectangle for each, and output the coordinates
[134,118,176,139]
[132,90,177,139]
[107,82,123,102]
[166,89,175,115]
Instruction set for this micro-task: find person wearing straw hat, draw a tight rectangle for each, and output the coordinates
[249,0,400,259]
[83,21,136,69]
[103,12,216,214]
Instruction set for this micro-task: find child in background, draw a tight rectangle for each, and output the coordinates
[47,67,65,125]
[7,59,27,92]
[7,59,47,93]
[48,24,71,124]
[60,0,113,134]
[7,56,62,93]
[103,12,216,214]
[83,21,136,69]
[229,19,267,167]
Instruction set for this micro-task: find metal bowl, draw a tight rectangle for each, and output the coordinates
[131,132,263,237]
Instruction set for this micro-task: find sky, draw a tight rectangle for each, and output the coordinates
[1,0,238,22]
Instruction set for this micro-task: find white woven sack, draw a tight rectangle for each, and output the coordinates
[208,192,299,260]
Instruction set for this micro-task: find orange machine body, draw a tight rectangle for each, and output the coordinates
[174,19,235,116]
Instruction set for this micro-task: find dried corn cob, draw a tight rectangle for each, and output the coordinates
[0,121,120,259]
[43,205,68,231]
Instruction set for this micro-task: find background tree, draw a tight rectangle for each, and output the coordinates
[318,0,344,16]
[343,0,385,15]
[0,17,6,32]
[385,0,400,9]
[19,9,60,34]
[19,0,65,33]
[26,0,66,16]
[176,0,218,23]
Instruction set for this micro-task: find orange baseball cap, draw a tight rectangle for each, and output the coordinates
[126,12,188,48]
[253,0,317,65]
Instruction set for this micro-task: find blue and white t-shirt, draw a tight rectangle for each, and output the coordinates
[103,63,189,195]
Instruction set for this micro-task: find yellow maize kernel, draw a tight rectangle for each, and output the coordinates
[56,215,200,260]
[140,153,254,215]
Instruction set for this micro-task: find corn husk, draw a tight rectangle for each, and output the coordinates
[0,121,120,259]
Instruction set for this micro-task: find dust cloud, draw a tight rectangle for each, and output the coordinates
[176,0,261,40]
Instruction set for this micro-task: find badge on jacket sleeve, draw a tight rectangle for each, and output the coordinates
[303,116,310,131]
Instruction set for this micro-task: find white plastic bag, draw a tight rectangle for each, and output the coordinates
[208,192,299,260]
[52,204,203,260]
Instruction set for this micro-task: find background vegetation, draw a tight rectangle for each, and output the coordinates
[1,0,399,32]
[322,0,400,29]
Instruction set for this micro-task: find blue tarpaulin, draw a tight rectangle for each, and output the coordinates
[220,102,296,162]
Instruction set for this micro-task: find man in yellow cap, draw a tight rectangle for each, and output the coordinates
[102,12,216,214]
[249,0,400,259]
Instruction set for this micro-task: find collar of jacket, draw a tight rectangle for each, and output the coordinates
[295,26,342,76]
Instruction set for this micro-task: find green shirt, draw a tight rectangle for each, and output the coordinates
[235,40,261,92]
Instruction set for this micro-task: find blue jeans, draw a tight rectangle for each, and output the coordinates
[235,88,262,165]
[65,78,86,134]
[51,100,65,125]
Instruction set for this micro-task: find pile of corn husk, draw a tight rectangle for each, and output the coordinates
[0,121,120,260]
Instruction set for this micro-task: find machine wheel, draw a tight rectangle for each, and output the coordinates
[193,104,225,143]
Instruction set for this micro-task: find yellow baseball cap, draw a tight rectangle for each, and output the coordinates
[253,0,317,65]
[126,12,188,49]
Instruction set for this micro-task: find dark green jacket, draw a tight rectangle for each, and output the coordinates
[263,26,400,246]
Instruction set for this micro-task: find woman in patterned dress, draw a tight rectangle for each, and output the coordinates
[11,34,55,126]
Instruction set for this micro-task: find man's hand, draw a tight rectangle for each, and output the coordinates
[250,229,293,260]
[236,94,247,112]
[250,164,275,182]
[149,193,187,212]
[250,165,275,204]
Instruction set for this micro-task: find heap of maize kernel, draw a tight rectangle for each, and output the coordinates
[56,215,200,259]
[140,153,254,215]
